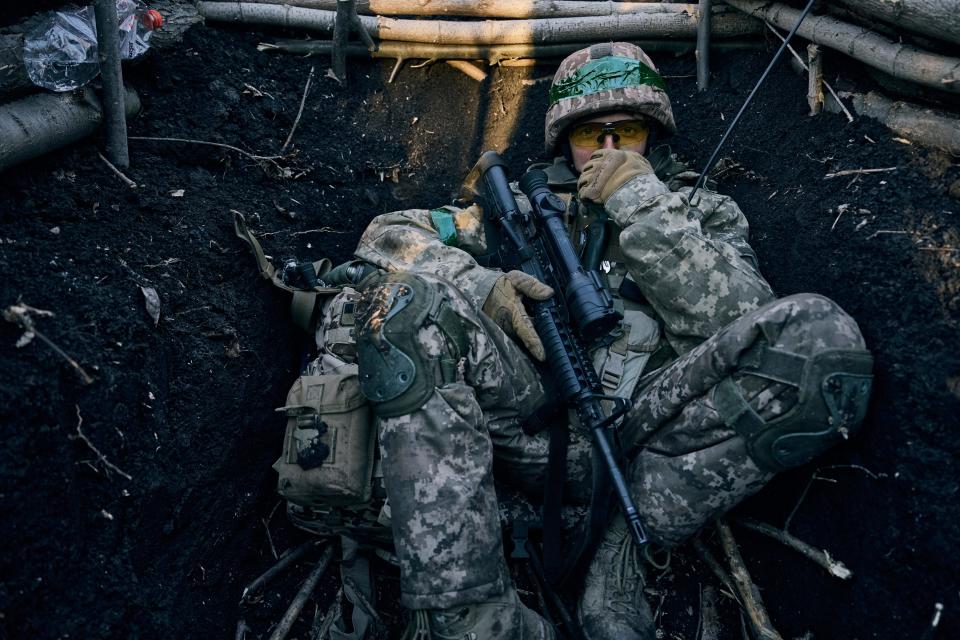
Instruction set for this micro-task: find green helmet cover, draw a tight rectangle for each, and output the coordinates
[549,56,667,107]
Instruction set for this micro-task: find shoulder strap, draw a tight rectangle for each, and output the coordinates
[233,210,341,332]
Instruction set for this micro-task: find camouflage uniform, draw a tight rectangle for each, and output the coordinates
[313,42,873,627]
[337,141,871,610]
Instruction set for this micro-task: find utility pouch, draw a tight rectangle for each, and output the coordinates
[273,367,376,507]
[594,308,660,399]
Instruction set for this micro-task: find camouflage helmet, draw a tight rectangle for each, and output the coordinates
[544,42,677,154]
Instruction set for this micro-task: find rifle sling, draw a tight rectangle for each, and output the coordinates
[541,419,569,583]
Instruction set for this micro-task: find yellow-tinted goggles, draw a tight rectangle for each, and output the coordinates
[568,119,650,149]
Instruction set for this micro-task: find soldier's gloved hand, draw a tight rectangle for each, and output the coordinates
[577,148,654,205]
[482,270,554,361]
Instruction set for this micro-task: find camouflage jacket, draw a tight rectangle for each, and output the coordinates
[354,147,775,395]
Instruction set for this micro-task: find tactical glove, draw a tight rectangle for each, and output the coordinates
[482,270,554,361]
[577,148,654,205]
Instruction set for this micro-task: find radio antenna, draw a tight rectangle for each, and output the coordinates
[689,0,818,201]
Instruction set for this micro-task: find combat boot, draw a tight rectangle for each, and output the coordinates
[402,585,555,640]
[578,514,655,640]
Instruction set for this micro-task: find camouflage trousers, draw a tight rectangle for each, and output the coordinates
[356,274,870,609]
[622,293,871,547]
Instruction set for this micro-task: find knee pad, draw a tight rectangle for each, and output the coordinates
[355,273,469,418]
[713,342,873,472]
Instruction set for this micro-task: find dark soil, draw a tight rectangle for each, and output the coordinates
[1,16,958,640]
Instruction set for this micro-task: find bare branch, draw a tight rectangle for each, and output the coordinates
[268,545,335,640]
[129,136,289,176]
[824,166,899,179]
[734,517,853,580]
[282,65,316,153]
[763,22,853,122]
[70,405,132,481]
[692,536,739,600]
[242,540,323,603]
[98,151,138,187]
[3,304,94,385]
[716,520,784,640]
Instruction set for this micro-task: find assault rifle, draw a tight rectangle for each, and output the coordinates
[462,151,647,582]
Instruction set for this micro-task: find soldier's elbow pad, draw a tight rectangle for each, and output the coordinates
[713,345,874,473]
[354,273,469,419]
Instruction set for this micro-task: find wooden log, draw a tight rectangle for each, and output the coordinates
[832,0,960,47]
[198,2,764,44]
[445,59,487,81]
[697,0,712,91]
[823,4,950,58]
[725,0,960,95]
[94,0,129,167]
[203,0,699,19]
[331,0,350,81]
[864,64,960,107]
[258,37,766,62]
[826,90,960,154]
[807,44,822,116]
[0,86,141,173]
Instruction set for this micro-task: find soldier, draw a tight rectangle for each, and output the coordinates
[317,43,873,639]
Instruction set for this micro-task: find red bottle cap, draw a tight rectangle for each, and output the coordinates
[142,9,164,30]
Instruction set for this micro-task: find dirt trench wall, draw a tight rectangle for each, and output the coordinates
[0,22,959,640]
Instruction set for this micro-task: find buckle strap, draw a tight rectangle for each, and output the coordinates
[600,350,626,393]
[713,377,767,439]
[598,327,630,393]
[435,301,469,385]
[234,210,340,332]
[740,342,806,387]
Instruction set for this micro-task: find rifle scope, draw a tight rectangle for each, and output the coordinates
[519,169,621,342]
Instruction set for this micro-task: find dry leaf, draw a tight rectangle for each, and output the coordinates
[3,303,54,347]
[225,338,241,359]
[141,286,161,326]
[15,329,36,348]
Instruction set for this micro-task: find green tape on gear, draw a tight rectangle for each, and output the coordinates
[549,56,667,106]
[429,208,460,247]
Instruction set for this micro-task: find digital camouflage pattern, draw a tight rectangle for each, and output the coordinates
[355,270,592,609]
[605,162,775,354]
[421,585,555,639]
[355,206,495,311]
[545,43,677,154]
[623,293,870,546]
[336,155,871,611]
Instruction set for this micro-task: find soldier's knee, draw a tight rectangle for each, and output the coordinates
[716,294,874,472]
[355,272,470,418]
[764,293,867,352]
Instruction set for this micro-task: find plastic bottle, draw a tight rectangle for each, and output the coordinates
[21,1,163,92]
